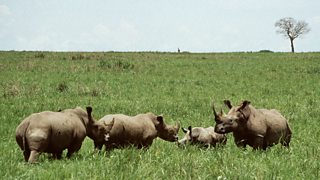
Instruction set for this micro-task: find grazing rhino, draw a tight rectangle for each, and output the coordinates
[95,113,180,150]
[15,106,113,163]
[178,126,227,147]
[212,100,292,150]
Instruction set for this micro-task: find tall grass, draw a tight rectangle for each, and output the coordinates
[0,51,319,179]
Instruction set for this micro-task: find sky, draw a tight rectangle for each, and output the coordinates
[0,0,319,52]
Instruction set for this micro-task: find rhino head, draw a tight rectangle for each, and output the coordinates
[86,106,114,149]
[178,126,193,146]
[156,116,180,142]
[212,100,251,134]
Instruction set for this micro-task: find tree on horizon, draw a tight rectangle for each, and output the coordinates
[275,17,311,53]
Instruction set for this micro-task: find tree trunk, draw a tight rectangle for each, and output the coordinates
[290,38,295,53]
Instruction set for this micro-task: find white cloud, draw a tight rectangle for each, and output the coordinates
[0,5,11,16]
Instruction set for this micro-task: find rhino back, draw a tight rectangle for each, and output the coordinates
[259,109,290,144]
[246,108,269,135]
[100,114,157,144]
[193,127,213,144]
[206,127,226,143]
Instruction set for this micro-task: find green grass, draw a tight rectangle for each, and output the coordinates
[0,51,320,179]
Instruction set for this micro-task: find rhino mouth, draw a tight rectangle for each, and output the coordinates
[217,130,226,134]
[215,127,227,134]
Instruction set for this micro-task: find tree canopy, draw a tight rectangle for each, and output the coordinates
[275,17,310,52]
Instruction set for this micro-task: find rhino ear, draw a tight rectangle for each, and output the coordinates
[188,126,192,136]
[211,100,219,118]
[176,121,180,130]
[239,100,251,110]
[182,127,188,133]
[188,126,192,131]
[224,100,232,109]
[156,116,164,124]
[86,106,95,124]
[104,118,114,132]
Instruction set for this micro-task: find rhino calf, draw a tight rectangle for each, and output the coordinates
[15,106,113,163]
[178,126,227,147]
[96,113,180,150]
[212,100,292,150]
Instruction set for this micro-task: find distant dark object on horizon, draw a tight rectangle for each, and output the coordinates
[259,50,274,53]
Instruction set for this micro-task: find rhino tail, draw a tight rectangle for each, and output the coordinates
[282,122,292,147]
[22,134,27,152]
[16,120,30,152]
[22,123,30,152]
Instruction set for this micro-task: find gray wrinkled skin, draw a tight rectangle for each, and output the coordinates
[213,100,292,150]
[178,126,227,147]
[15,107,113,163]
[97,113,180,150]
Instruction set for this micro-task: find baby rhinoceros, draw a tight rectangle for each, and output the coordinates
[96,113,180,150]
[212,100,292,150]
[178,126,227,148]
[15,106,113,163]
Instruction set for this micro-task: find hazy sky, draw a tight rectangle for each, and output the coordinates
[0,0,319,52]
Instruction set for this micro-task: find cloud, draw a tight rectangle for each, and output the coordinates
[0,5,11,16]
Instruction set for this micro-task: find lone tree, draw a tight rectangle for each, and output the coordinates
[275,17,311,52]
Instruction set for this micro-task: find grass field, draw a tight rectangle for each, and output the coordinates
[0,51,319,179]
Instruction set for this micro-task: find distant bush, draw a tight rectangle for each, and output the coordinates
[77,85,102,97]
[56,82,68,92]
[71,54,83,60]
[71,54,90,60]
[91,89,100,97]
[34,53,45,58]
[3,84,20,97]
[98,60,134,70]
[259,50,274,53]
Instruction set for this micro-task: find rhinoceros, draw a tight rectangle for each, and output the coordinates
[15,106,113,163]
[212,100,292,150]
[178,126,227,147]
[95,112,180,150]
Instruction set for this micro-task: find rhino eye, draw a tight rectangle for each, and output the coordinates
[229,119,233,123]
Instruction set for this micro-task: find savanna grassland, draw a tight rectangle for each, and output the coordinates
[0,51,319,179]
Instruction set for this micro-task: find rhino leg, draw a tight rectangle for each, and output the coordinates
[281,123,292,148]
[94,141,103,151]
[67,141,82,158]
[53,152,63,159]
[28,150,40,163]
[104,143,114,152]
[281,133,291,148]
[23,150,30,162]
[140,138,154,148]
[203,143,211,148]
[235,139,247,148]
[252,136,264,150]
